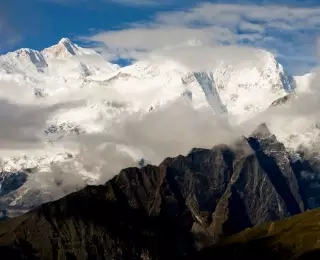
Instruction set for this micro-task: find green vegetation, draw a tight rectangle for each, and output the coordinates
[191,208,320,259]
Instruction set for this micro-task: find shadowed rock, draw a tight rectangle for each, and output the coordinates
[0,124,308,259]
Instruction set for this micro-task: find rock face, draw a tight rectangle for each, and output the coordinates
[0,124,309,259]
[210,123,304,241]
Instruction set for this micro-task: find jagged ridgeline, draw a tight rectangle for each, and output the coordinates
[0,123,316,259]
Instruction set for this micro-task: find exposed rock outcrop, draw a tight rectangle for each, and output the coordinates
[0,124,309,259]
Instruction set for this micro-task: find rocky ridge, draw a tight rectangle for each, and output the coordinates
[0,123,316,259]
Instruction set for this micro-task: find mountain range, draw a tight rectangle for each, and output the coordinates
[0,38,310,132]
[1,38,320,259]
[0,38,317,217]
[0,123,319,259]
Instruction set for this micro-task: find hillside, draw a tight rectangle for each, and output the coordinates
[189,208,320,260]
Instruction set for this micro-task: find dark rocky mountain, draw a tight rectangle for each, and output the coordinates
[0,123,316,259]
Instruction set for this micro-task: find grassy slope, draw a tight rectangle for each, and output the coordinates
[191,208,320,260]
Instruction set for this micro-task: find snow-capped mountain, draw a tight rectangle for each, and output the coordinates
[0,39,294,118]
[0,38,119,79]
[212,50,294,121]
[0,39,296,128]
[0,38,312,216]
[102,59,226,114]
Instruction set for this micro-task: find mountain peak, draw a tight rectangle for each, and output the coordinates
[249,123,272,140]
[42,37,78,59]
[58,37,73,45]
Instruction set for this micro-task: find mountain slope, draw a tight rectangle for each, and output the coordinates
[0,38,118,79]
[188,207,320,260]
[0,39,294,120]
[0,124,313,259]
[103,59,226,114]
[0,39,298,136]
[212,49,293,120]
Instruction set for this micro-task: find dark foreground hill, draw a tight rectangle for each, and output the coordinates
[0,123,318,259]
[187,208,320,260]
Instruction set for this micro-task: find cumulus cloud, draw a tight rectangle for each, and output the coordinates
[0,101,83,149]
[35,100,233,198]
[0,80,86,149]
[0,100,53,147]
[1,98,235,208]
[82,3,320,74]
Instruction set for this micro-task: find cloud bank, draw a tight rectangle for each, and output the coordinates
[1,64,320,212]
[83,3,320,74]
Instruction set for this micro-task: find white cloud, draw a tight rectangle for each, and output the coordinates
[59,99,235,184]
[0,79,87,149]
[82,3,320,74]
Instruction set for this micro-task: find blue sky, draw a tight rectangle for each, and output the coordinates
[1,0,319,75]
